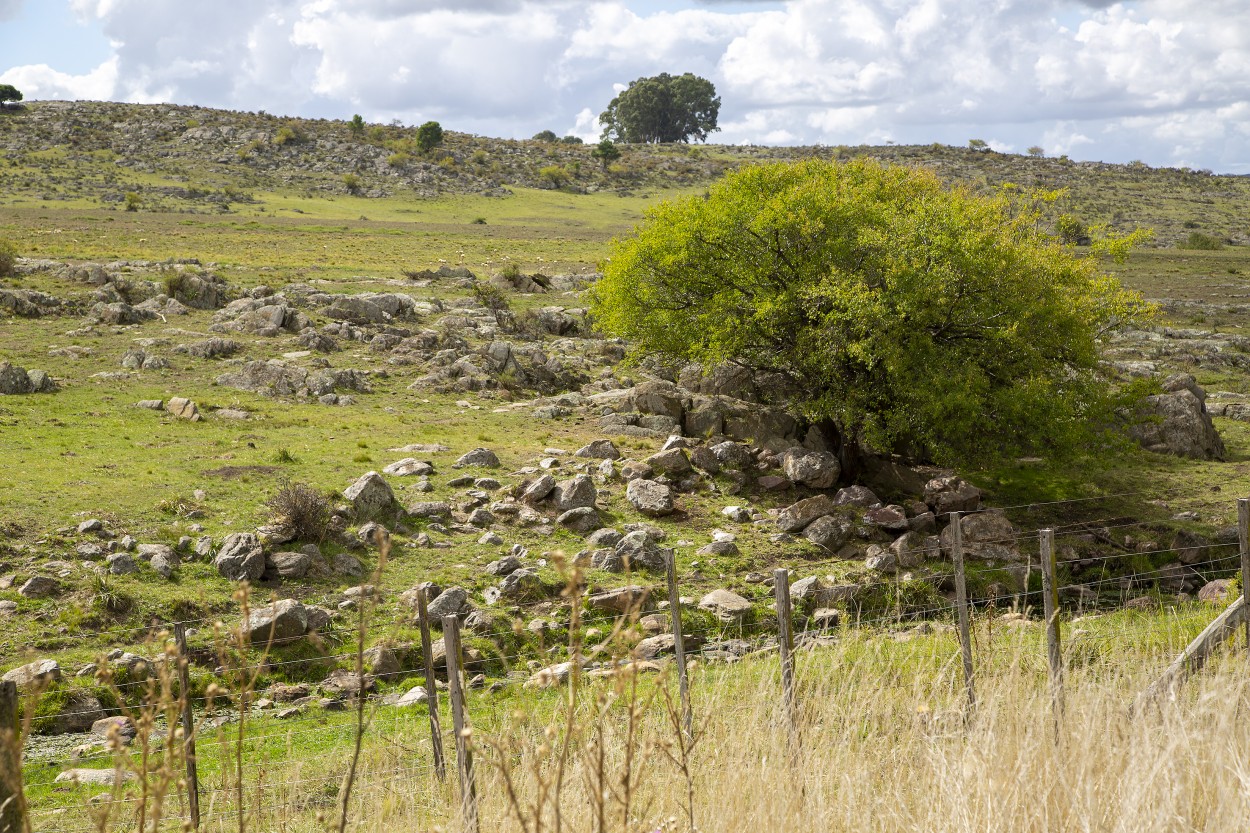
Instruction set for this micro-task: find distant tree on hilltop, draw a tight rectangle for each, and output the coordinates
[599,72,720,144]
[0,85,23,106]
[416,121,444,153]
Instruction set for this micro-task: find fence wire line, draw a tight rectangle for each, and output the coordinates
[18,528,1242,728]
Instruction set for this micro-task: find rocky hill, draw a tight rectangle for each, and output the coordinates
[2,100,1248,247]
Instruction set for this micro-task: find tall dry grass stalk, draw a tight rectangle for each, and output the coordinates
[460,621,1250,833]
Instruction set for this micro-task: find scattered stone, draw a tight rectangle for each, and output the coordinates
[427,587,471,619]
[586,528,623,548]
[939,510,1023,562]
[165,397,201,421]
[924,476,982,517]
[2,658,62,689]
[1198,579,1234,605]
[553,475,598,512]
[626,479,674,517]
[244,599,309,644]
[776,495,838,533]
[55,769,133,786]
[575,439,621,460]
[1127,374,1225,460]
[645,447,693,477]
[697,540,739,557]
[395,685,429,707]
[455,447,501,468]
[586,585,650,615]
[18,576,59,598]
[343,471,398,521]
[214,532,265,581]
[781,448,840,489]
[722,505,752,523]
[804,515,852,552]
[383,458,434,477]
[635,633,702,660]
[557,506,602,533]
[698,589,754,622]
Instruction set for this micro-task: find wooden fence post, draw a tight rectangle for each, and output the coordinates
[0,680,28,833]
[666,550,692,739]
[1239,498,1249,654]
[1039,529,1064,729]
[773,568,798,741]
[417,589,447,782]
[173,623,200,831]
[442,615,478,833]
[951,511,976,716]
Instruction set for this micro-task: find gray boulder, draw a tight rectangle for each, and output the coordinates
[939,510,1023,562]
[1127,374,1225,460]
[214,532,265,581]
[776,495,838,533]
[698,589,753,623]
[626,479,674,517]
[427,587,471,619]
[455,447,501,468]
[553,475,597,512]
[2,658,62,689]
[343,472,398,521]
[781,448,840,489]
[246,599,309,644]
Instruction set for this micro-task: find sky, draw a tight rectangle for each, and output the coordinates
[1,1,1247,173]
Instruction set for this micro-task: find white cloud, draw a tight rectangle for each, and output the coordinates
[0,57,119,101]
[0,0,1246,172]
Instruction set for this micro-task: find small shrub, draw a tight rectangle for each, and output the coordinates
[471,217,487,225]
[416,120,444,153]
[0,239,17,277]
[266,480,332,542]
[1179,231,1225,250]
[532,129,558,142]
[343,173,361,194]
[387,151,411,167]
[538,164,569,189]
[274,447,298,464]
[124,191,142,211]
[1055,213,1089,245]
[273,124,304,146]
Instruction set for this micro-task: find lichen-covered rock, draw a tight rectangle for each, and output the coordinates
[1127,374,1225,460]
[626,479,674,517]
[215,532,265,581]
[781,448,841,489]
[246,599,309,644]
[343,471,398,521]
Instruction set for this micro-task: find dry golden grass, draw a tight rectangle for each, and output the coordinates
[19,611,1250,833]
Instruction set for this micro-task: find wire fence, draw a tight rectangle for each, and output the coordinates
[6,491,1249,832]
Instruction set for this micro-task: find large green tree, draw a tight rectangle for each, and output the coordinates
[590,158,1151,471]
[0,85,22,105]
[599,72,720,144]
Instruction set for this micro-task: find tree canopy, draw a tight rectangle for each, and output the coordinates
[590,158,1152,470]
[0,85,22,104]
[599,72,720,144]
[415,120,444,153]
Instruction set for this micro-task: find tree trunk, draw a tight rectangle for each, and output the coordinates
[815,419,863,484]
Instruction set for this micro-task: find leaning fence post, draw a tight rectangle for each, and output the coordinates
[173,623,200,831]
[417,589,447,782]
[1039,529,1064,730]
[1239,498,1250,655]
[666,550,693,739]
[0,679,29,833]
[951,511,976,716]
[442,615,479,833]
[773,568,798,742]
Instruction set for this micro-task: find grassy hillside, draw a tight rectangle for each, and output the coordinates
[2,100,1250,832]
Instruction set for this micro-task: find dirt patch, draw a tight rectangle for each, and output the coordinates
[202,465,282,479]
